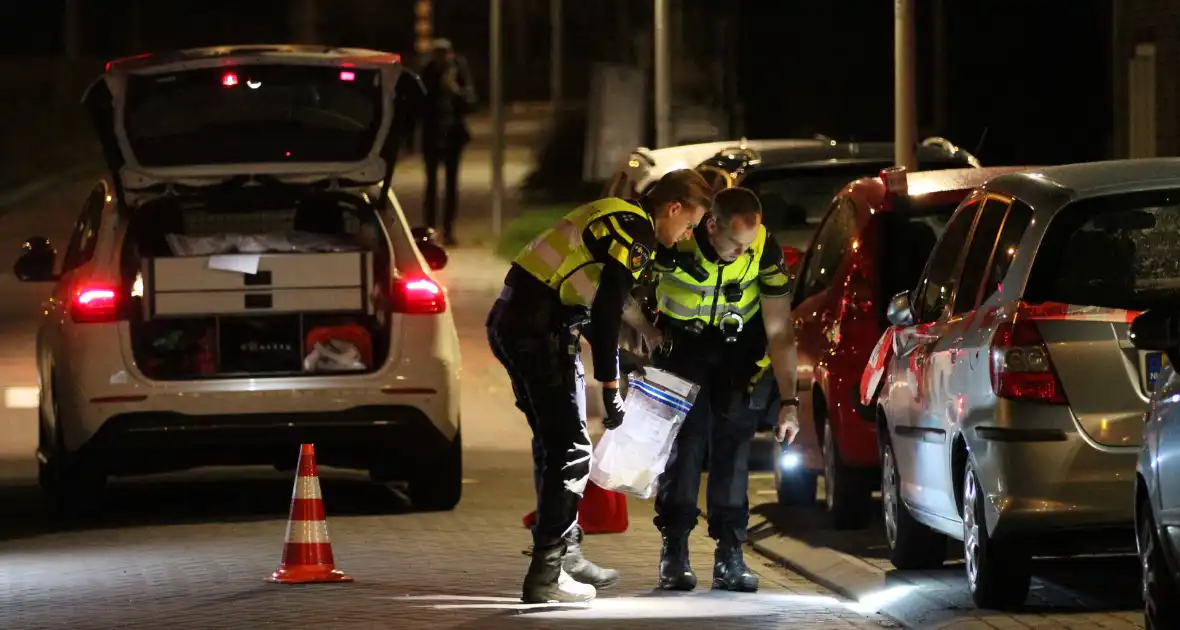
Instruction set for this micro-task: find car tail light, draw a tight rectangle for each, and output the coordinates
[221,72,239,87]
[989,319,1067,404]
[391,276,446,314]
[781,246,801,270]
[70,284,124,324]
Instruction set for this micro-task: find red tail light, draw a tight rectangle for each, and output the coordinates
[989,319,1067,404]
[391,276,446,314]
[781,246,801,270]
[70,285,123,324]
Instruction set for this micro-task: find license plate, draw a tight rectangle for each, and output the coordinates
[1146,352,1169,392]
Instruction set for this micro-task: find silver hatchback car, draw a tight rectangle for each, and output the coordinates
[871,159,1180,609]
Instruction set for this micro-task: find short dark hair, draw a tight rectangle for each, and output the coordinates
[712,187,762,228]
[646,169,714,214]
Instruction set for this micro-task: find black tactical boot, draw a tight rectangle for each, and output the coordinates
[658,533,697,591]
[712,543,759,592]
[563,525,620,589]
[522,543,597,603]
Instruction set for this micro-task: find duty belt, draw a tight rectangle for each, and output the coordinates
[659,310,746,344]
[497,284,589,331]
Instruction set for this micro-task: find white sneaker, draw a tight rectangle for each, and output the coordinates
[522,568,597,603]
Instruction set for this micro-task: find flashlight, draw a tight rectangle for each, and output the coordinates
[779,446,802,470]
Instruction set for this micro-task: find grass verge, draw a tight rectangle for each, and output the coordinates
[494,204,576,261]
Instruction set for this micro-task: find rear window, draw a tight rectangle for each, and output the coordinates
[740,159,968,233]
[124,65,384,167]
[1026,188,1180,311]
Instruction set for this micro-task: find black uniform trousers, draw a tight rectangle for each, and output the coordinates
[652,315,766,545]
[486,285,592,550]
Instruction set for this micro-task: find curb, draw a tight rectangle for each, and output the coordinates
[747,522,887,603]
[748,525,931,628]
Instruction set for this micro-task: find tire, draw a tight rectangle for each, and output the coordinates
[38,399,106,517]
[408,431,463,512]
[881,438,947,570]
[1139,499,1180,629]
[822,420,873,530]
[963,459,1031,609]
[775,465,818,507]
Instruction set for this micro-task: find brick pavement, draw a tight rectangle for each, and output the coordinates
[0,455,895,630]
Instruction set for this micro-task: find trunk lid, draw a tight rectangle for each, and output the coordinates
[1020,189,1180,449]
[1026,304,1145,449]
[82,46,410,205]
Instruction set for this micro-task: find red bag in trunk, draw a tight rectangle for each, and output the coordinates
[304,323,373,367]
[521,480,629,534]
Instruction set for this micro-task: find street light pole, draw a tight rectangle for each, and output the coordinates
[894,0,917,169]
[653,0,672,149]
[550,0,563,114]
[490,0,505,238]
[292,0,318,44]
[64,0,81,59]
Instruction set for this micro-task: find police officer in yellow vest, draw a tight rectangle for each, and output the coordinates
[624,187,801,593]
[487,169,711,603]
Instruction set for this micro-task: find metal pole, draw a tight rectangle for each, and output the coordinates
[894,0,917,169]
[64,0,81,59]
[931,0,947,134]
[490,0,505,238]
[550,0,564,114]
[654,0,672,149]
[292,0,318,44]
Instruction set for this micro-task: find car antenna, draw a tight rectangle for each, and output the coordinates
[972,127,989,157]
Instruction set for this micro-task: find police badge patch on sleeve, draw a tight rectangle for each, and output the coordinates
[628,241,652,271]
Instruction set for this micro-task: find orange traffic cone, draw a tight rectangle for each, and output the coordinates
[268,444,353,584]
[521,480,629,534]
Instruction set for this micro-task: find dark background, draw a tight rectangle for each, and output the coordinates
[0,0,1115,179]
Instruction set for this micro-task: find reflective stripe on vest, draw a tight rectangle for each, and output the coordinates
[656,224,767,325]
[513,198,652,307]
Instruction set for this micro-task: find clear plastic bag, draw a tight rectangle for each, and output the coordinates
[590,367,700,499]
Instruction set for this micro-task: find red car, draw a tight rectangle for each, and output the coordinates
[776,165,1030,529]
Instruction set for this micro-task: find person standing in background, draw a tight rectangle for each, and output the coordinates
[418,38,476,246]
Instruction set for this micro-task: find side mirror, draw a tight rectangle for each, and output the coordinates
[411,226,438,244]
[886,291,915,327]
[14,236,58,282]
[1130,309,1180,352]
[419,241,448,271]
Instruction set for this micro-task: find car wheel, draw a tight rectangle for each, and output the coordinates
[881,438,947,570]
[963,458,1031,609]
[1139,498,1180,629]
[408,431,463,512]
[822,420,873,530]
[38,390,106,517]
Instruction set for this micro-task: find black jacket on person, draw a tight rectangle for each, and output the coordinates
[416,53,477,153]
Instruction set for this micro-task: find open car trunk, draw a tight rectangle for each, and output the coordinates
[120,188,393,380]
